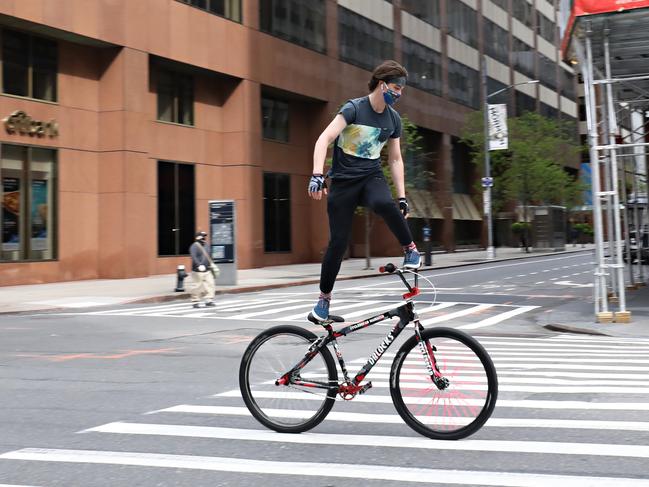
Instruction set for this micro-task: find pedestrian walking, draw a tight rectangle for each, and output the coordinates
[307,60,421,323]
[189,231,220,308]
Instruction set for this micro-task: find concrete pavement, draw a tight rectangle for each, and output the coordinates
[3,243,649,336]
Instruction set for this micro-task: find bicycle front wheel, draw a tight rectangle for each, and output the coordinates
[239,325,338,433]
[390,327,497,440]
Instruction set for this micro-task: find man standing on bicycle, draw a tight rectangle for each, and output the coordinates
[308,60,421,323]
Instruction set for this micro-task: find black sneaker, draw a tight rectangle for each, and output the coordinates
[205,301,216,307]
[192,303,201,309]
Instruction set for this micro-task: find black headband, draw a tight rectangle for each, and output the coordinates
[383,76,407,87]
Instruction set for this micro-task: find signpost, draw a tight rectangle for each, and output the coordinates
[209,200,236,285]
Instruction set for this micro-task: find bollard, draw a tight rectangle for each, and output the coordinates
[175,264,188,292]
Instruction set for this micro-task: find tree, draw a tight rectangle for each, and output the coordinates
[461,111,584,250]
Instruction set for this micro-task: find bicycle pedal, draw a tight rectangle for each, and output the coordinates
[359,381,373,394]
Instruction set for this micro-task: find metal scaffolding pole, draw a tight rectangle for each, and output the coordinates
[580,33,610,320]
[603,28,630,321]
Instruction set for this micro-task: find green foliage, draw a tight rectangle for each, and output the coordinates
[511,222,531,234]
[460,111,584,212]
[573,222,593,236]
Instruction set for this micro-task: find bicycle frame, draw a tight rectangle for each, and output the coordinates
[276,273,446,399]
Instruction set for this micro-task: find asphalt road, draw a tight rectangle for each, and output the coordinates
[2,251,649,486]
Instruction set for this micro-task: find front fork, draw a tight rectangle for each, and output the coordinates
[414,319,450,390]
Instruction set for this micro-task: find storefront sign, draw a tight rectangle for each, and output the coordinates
[3,110,59,137]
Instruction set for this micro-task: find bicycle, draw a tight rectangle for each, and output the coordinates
[239,263,498,440]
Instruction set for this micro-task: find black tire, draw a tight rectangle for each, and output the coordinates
[390,327,498,440]
[239,325,338,433]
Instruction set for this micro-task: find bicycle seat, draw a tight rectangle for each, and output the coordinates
[307,312,345,325]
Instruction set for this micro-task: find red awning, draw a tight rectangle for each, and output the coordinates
[561,0,649,60]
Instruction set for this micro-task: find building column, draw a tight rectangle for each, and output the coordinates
[439,133,455,251]
[97,47,154,279]
[221,78,264,269]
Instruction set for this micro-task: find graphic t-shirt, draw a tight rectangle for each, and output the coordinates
[329,96,402,179]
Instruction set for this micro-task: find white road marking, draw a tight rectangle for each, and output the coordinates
[458,306,538,329]
[145,407,649,431]
[419,304,494,326]
[214,389,649,410]
[2,449,646,486]
[83,422,649,456]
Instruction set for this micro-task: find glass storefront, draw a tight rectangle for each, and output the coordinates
[1,144,56,261]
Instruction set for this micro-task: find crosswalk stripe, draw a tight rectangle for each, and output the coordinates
[83,422,649,458]
[342,372,649,386]
[477,339,649,350]
[355,357,649,372]
[458,306,538,329]
[86,298,271,316]
[150,405,649,432]
[2,448,646,486]
[247,376,649,393]
[419,304,494,325]
[276,301,380,321]
[233,300,320,320]
[214,389,649,410]
[359,365,649,380]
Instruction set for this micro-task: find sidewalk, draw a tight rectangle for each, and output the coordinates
[1,245,596,315]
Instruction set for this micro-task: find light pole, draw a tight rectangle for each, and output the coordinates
[481,54,538,259]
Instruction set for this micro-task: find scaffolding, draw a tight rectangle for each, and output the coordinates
[561,0,649,323]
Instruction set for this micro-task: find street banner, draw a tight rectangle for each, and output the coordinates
[487,104,508,151]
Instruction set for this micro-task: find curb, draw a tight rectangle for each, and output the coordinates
[543,323,611,336]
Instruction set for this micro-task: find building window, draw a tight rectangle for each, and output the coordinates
[560,68,576,100]
[402,38,442,96]
[157,161,195,256]
[540,102,559,119]
[512,0,534,28]
[262,97,289,142]
[538,54,557,90]
[452,137,473,194]
[176,0,241,22]
[490,0,509,10]
[484,20,509,65]
[512,37,535,79]
[487,77,514,114]
[260,0,326,53]
[515,90,536,116]
[538,13,555,43]
[2,29,57,102]
[447,0,478,48]
[401,0,440,27]
[157,69,194,125]
[338,6,393,72]
[1,144,57,262]
[448,60,480,109]
[264,172,291,252]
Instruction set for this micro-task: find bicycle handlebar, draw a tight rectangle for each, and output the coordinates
[379,263,422,299]
[379,263,397,274]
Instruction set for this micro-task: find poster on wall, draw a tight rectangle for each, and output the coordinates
[2,177,20,252]
[31,179,48,251]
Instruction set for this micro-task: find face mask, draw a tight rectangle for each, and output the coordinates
[382,82,401,105]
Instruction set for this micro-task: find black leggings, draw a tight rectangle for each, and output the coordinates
[319,174,413,294]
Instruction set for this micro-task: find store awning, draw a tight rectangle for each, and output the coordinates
[453,193,482,221]
[407,190,443,219]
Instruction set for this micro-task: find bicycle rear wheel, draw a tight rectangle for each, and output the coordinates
[239,325,338,433]
[390,327,497,440]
